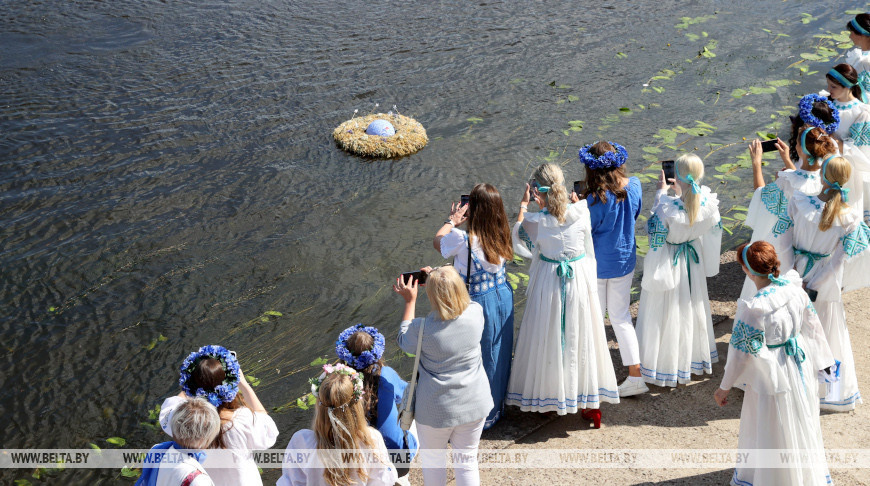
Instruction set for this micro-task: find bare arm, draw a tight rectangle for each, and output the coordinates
[238,368,267,413]
[433,203,468,252]
[749,140,766,190]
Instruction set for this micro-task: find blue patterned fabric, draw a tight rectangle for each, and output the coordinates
[859,71,870,104]
[760,183,793,238]
[807,302,818,315]
[842,221,870,257]
[730,320,765,356]
[518,226,534,252]
[647,213,668,251]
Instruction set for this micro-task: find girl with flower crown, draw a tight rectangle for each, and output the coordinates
[159,345,279,486]
[825,63,870,222]
[575,141,646,398]
[739,125,834,301]
[784,156,870,412]
[635,154,722,387]
[278,367,398,486]
[716,241,835,486]
[845,13,870,101]
[335,324,418,479]
[433,182,515,429]
[506,163,619,427]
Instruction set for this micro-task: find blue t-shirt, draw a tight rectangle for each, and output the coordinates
[585,177,642,279]
[374,366,418,457]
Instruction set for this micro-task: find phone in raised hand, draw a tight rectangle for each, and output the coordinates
[400,271,428,286]
[661,160,675,186]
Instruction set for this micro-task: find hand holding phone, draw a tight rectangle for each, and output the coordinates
[400,271,428,286]
[460,194,470,207]
[528,180,539,203]
[573,180,586,197]
[661,160,675,186]
[760,139,779,152]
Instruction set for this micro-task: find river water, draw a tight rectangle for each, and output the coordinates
[0,0,858,483]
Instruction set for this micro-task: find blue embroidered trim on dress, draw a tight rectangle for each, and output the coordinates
[851,121,870,146]
[793,169,817,180]
[505,389,619,409]
[807,302,818,315]
[639,349,719,383]
[647,213,668,251]
[820,390,862,406]
[842,221,870,257]
[730,320,765,356]
[809,197,822,210]
[754,286,778,298]
[759,183,793,238]
[518,225,534,252]
[833,100,859,110]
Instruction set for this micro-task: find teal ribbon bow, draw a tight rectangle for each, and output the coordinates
[668,240,699,289]
[768,334,807,384]
[825,181,850,202]
[684,174,701,194]
[539,253,585,349]
[793,247,831,278]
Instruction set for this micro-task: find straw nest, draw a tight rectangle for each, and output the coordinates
[333,113,428,158]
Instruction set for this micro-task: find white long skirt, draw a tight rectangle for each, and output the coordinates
[816,300,863,412]
[505,256,619,414]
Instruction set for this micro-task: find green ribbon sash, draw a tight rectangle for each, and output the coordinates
[793,247,830,278]
[668,240,699,289]
[539,253,585,349]
[767,333,807,385]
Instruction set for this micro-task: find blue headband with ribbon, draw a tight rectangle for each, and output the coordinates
[800,128,817,166]
[674,161,701,194]
[821,156,850,202]
[537,186,550,193]
[852,18,870,36]
[828,69,855,88]
[742,245,788,286]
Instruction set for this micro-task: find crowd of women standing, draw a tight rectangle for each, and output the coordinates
[137,12,870,486]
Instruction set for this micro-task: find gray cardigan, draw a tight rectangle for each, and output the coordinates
[397,301,494,428]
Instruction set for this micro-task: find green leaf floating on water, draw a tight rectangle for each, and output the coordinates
[246,374,261,387]
[264,311,283,317]
[745,106,756,113]
[307,394,316,406]
[14,479,32,486]
[467,117,483,124]
[310,357,329,367]
[516,273,529,285]
[88,443,101,452]
[567,95,579,102]
[296,397,308,410]
[106,437,126,447]
[619,107,631,112]
[846,9,865,15]
[120,467,140,478]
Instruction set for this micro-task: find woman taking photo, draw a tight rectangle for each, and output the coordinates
[716,241,835,486]
[577,141,645,397]
[506,163,619,426]
[159,345,279,486]
[394,266,492,486]
[277,366,398,486]
[433,182,514,429]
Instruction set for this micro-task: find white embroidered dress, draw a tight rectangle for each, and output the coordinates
[831,98,870,223]
[720,271,835,486]
[787,192,870,411]
[636,186,722,386]
[506,202,619,413]
[846,47,870,103]
[739,169,823,301]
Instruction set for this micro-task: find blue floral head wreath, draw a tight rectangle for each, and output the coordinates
[179,345,241,407]
[821,156,850,202]
[578,141,628,170]
[797,94,840,134]
[335,324,385,370]
[742,244,789,286]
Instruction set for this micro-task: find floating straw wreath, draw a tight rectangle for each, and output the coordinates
[333,113,428,158]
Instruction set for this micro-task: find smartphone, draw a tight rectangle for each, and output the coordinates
[573,180,586,197]
[806,288,818,302]
[460,194,470,206]
[528,180,539,201]
[760,139,778,152]
[661,160,675,186]
[400,271,428,285]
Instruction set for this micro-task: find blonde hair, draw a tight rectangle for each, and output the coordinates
[313,373,377,486]
[676,154,705,225]
[819,156,852,231]
[426,266,471,321]
[171,397,220,450]
[532,163,569,224]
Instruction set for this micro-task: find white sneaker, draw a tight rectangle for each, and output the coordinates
[618,378,649,397]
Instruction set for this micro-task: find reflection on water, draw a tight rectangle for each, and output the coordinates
[0,0,857,482]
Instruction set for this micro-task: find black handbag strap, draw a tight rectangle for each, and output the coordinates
[466,234,472,289]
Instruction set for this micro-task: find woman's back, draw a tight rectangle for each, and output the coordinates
[527,202,589,258]
[587,177,642,278]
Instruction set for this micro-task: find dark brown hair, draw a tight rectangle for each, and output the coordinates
[189,358,247,449]
[826,63,863,100]
[846,13,870,36]
[736,241,781,278]
[467,183,514,264]
[788,102,837,164]
[581,141,628,205]
[341,331,384,424]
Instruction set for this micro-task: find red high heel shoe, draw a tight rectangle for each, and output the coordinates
[581,408,601,429]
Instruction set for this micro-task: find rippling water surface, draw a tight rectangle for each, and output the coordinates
[0,0,858,482]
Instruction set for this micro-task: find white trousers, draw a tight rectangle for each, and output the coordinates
[597,272,640,366]
[416,418,485,486]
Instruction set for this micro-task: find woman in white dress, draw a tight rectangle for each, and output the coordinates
[826,63,870,222]
[739,126,833,300]
[636,154,722,387]
[506,163,618,427]
[845,13,870,102]
[277,366,398,486]
[160,346,279,486]
[715,241,835,486]
[788,155,870,412]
